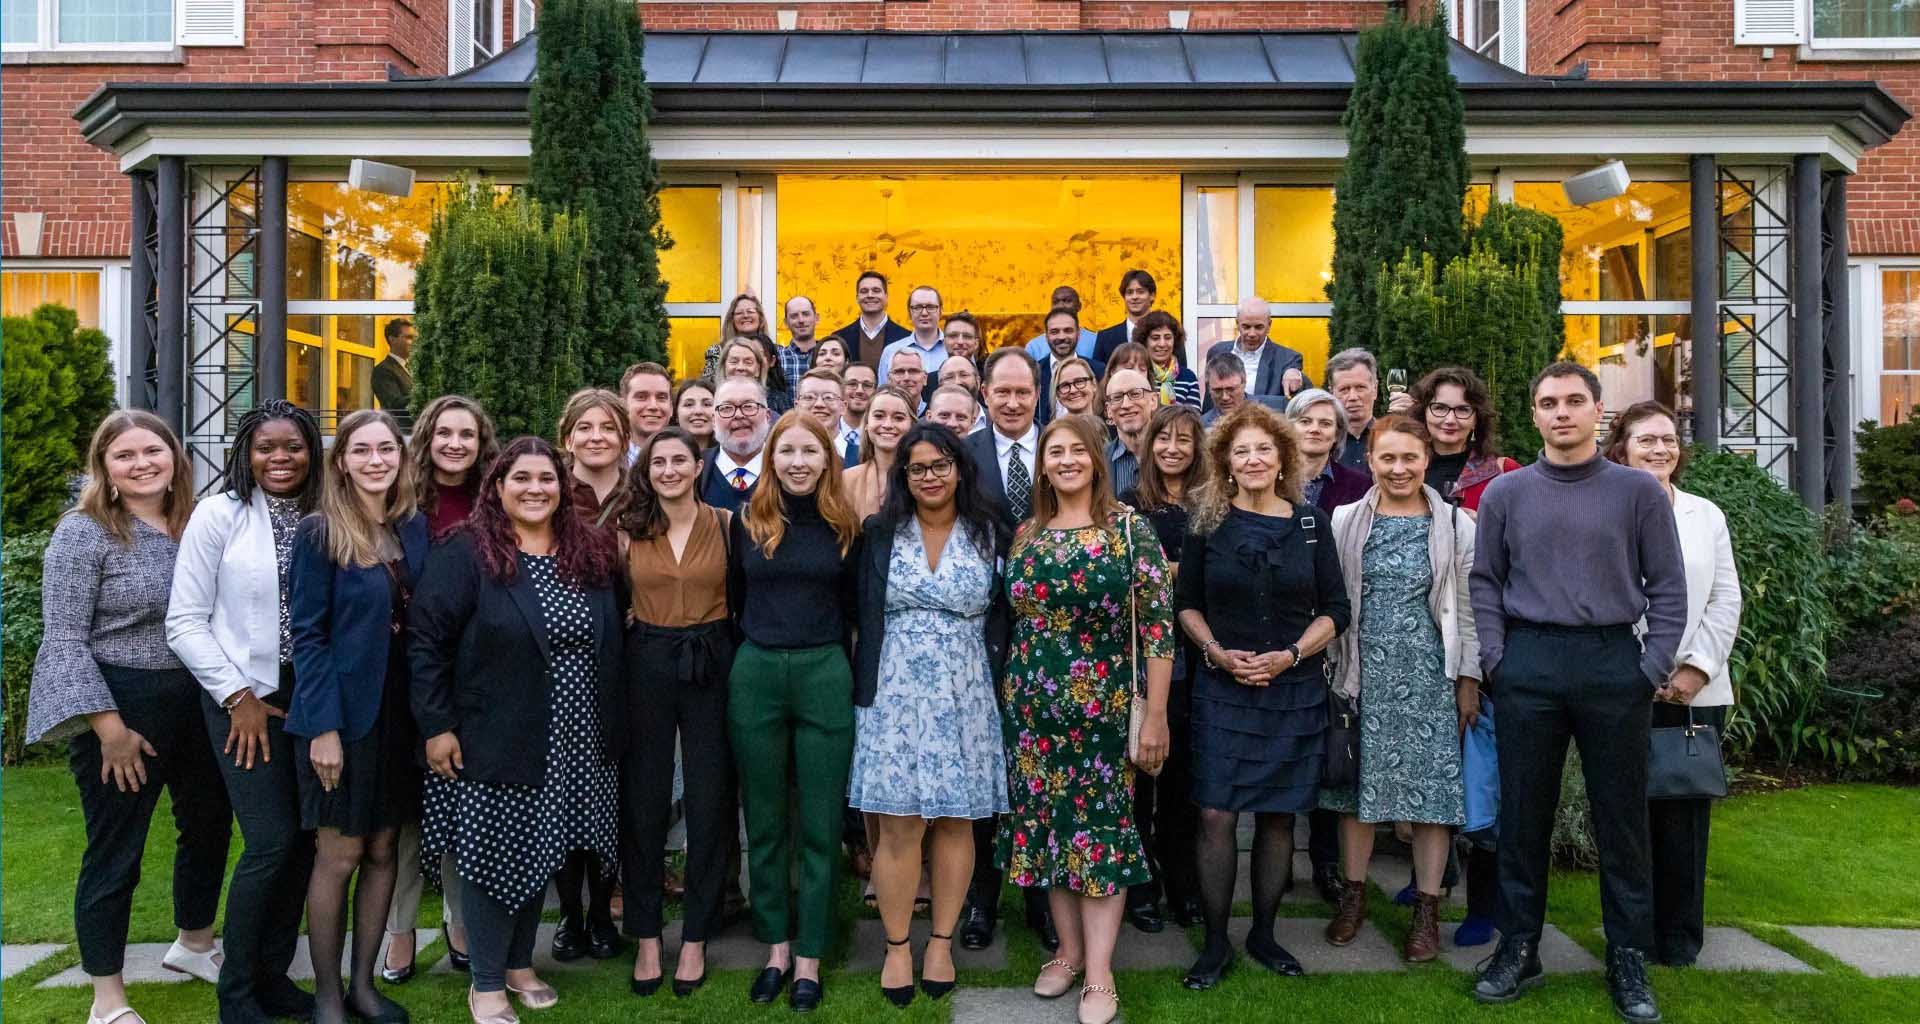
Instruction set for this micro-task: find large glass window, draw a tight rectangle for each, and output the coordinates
[775,175,1182,354]
[2,268,102,327]
[1883,269,1920,425]
[1814,0,1920,43]
[1253,187,1336,305]
[59,0,167,43]
[1513,181,1693,303]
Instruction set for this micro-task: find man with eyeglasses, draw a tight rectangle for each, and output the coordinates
[832,270,911,370]
[1102,366,1155,498]
[879,285,949,388]
[838,364,876,467]
[696,377,772,513]
[1325,347,1380,471]
[794,368,846,432]
[1200,352,1288,428]
[959,346,1060,954]
[886,349,931,414]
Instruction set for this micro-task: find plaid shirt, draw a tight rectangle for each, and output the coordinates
[773,340,817,401]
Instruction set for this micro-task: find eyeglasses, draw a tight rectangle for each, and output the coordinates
[1057,377,1093,395]
[905,458,956,480]
[714,402,765,419]
[1427,402,1476,421]
[1630,433,1681,450]
[796,393,842,407]
[908,303,940,313]
[1106,386,1154,406]
[845,380,876,393]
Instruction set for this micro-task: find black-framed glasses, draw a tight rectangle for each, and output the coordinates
[908,303,941,313]
[714,402,765,419]
[1427,402,1475,421]
[1106,386,1154,406]
[1057,377,1093,395]
[905,458,957,480]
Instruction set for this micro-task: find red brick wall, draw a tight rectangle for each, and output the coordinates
[1,0,447,259]
[633,1,1383,32]
[1530,0,1920,256]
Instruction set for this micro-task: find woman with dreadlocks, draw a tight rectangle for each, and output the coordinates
[167,400,327,1022]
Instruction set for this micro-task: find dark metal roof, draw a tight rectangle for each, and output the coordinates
[74,30,1910,153]
[442,30,1538,88]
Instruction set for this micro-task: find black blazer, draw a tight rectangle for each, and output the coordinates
[1203,339,1307,406]
[853,515,1011,707]
[408,531,626,787]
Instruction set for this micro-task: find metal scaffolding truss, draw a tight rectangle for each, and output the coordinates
[182,165,263,491]
[1717,166,1795,483]
[1820,171,1852,504]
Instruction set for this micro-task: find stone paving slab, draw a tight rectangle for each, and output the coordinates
[423,923,611,977]
[1693,927,1815,973]
[1788,926,1920,978]
[1438,925,1601,974]
[3,944,62,980]
[1111,918,1205,971]
[1271,917,1405,974]
[951,986,1079,1024]
[844,918,1008,972]
[40,932,434,989]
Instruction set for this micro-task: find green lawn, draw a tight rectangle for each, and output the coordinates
[5,766,1917,1022]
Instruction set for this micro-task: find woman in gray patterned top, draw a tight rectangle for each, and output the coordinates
[167,400,326,1023]
[27,411,233,1024]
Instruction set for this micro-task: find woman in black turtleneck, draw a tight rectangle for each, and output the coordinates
[724,412,864,1012]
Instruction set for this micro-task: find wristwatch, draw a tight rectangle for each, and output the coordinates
[1285,643,1302,666]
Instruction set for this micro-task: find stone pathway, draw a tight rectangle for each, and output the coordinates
[39,931,439,989]
[1787,926,1920,978]
[2,944,61,980]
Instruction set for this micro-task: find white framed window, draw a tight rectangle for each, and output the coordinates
[1812,0,1920,48]
[1450,0,1527,71]
[2,0,241,51]
[3,261,133,404]
[1856,261,1920,427]
[448,0,502,74]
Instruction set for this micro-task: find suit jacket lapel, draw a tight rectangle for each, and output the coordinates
[505,562,553,663]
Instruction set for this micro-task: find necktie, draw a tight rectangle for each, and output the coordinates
[731,468,751,491]
[843,433,860,466]
[1006,443,1031,522]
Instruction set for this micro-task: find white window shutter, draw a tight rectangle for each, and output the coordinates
[1498,0,1526,71]
[514,0,535,42]
[177,0,244,47]
[1733,0,1805,45]
[448,0,475,73]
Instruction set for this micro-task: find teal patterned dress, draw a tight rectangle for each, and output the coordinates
[1319,514,1464,826]
[996,514,1175,896]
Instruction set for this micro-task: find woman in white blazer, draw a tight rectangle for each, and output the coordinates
[1605,401,1742,969]
[167,401,327,1022]
[1320,415,1481,963]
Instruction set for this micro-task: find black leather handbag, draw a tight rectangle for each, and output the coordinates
[1323,678,1360,789]
[1647,706,1728,800]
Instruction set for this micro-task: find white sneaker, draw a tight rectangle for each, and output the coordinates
[87,1007,146,1024]
[159,938,223,984]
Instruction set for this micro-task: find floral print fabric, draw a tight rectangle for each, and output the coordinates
[996,513,1174,896]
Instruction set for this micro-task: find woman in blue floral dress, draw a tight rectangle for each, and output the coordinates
[850,424,1012,1007]
[996,414,1174,1024]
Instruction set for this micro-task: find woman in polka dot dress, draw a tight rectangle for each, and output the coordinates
[408,437,626,1024]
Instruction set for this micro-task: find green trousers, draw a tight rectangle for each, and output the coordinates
[727,640,855,958]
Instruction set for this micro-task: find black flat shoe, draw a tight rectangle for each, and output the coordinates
[881,935,915,1008]
[255,979,317,1021]
[1171,896,1205,929]
[750,966,787,1005]
[790,978,823,1013]
[1246,934,1306,977]
[673,974,706,998]
[346,990,410,1023]
[1026,908,1060,952]
[589,920,624,960]
[631,975,663,997]
[1182,946,1232,991]
[1125,902,1166,934]
[1313,861,1343,906]
[551,917,590,962]
[959,903,995,951]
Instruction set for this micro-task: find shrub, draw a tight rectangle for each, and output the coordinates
[1328,11,1468,355]
[529,0,672,382]
[410,180,590,437]
[3,304,117,534]
[1681,448,1832,759]
[2,531,51,765]
[1822,509,1920,636]
[1855,413,1920,516]
[1821,612,1920,781]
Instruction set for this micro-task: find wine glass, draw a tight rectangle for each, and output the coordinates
[1386,368,1408,395]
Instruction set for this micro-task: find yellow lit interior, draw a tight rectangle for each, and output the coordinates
[660,186,722,305]
[774,174,1183,354]
[666,317,721,385]
[1253,186,1336,304]
[2,269,101,327]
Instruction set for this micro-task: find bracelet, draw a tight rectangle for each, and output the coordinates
[1202,639,1222,669]
[1285,643,1302,666]
[221,690,247,713]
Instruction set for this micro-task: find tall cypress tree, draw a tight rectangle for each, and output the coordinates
[1328,12,1470,355]
[528,0,670,386]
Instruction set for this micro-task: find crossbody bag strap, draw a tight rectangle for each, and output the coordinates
[1124,512,1141,701]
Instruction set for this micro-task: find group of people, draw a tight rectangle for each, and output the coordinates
[30,267,1744,1024]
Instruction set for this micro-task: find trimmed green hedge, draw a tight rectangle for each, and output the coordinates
[2,531,52,765]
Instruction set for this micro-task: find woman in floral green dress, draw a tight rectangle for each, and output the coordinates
[997,414,1174,1024]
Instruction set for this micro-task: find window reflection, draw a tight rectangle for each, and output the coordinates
[1253,187,1336,304]
[285,313,402,426]
[1195,187,1238,306]
[1515,181,1691,302]
[1564,314,1692,418]
[286,182,465,302]
[660,186,722,305]
[1883,269,1919,424]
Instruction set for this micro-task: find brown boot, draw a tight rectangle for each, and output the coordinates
[1404,892,1442,962]
[1324,879,1367,946]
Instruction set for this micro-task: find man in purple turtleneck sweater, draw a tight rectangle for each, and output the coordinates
[1467,362,1686,1024]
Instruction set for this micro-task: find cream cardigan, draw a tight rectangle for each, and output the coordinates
[1329,485,1481,700]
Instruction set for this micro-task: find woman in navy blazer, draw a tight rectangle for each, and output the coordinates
[286,409,428,1024]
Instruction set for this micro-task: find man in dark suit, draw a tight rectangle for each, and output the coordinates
[696,377,771,512]
[371,318,414,427]
[1202,295,1308,411]
[830,269,911,370]
[1091,268,1160,366]
[959,346,1058,952]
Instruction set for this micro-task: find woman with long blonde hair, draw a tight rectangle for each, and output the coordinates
[557,388,630,530]
[285,409,428,1024]
[28,411,230,1024]
[725,412,863,1012]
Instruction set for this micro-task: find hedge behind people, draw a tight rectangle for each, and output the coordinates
[2,304,117,534]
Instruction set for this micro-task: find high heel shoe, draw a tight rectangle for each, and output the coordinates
[629,975,662,998]
[919,931,956,1000]
[467,987,518,1024]
[881,935,915,1008]
[672,972,706,998]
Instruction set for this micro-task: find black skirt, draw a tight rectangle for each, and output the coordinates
[294,638,420,836]
[1188,660,1327,814]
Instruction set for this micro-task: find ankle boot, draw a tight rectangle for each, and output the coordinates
[1404,892,1442,962]
[1324,880,1367,946]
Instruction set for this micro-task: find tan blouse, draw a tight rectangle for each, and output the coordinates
[627,506,729,628]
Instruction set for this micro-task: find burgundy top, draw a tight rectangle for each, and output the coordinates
[427,481,478,539]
